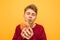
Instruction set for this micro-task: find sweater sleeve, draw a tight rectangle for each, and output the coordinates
[12,25,22,40]
[40,26,47,40]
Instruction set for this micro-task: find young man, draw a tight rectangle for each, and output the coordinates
[12,4,47,40]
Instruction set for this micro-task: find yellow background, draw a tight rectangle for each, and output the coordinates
[0,0,60,40]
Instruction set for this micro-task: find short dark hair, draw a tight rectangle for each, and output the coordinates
[24,4,38,13]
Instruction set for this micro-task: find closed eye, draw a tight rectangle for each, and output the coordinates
[26,12,30,15]
[32,13,36,16]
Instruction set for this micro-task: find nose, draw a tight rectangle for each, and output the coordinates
[28,14,32,19]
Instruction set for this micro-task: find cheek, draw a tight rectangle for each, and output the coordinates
[24,14,29,19]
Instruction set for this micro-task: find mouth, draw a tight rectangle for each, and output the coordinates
[28,19,32,23]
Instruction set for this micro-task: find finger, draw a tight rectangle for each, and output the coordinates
[23,30,29,37]
[21,27,27,37]
[21,27,33,39]
[26,29,31,36]
[21,32,27,39]
[28,27,33,33]
[22,27,30,37]
[28,27,34,36]
[22,32,30,40]
[21,30,33,40]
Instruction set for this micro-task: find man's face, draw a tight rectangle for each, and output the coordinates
[24,9,37,24]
